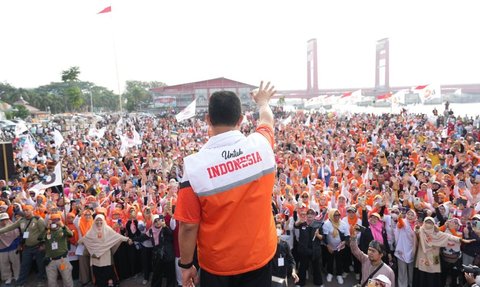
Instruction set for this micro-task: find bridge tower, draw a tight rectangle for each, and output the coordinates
[375,38,390,92]
[307,39,318,97]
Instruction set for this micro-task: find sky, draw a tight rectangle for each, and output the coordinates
[0,0,479,93]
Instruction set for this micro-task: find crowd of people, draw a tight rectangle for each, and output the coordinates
[0,94,479,287]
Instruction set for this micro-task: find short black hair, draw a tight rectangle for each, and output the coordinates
[369,240,385,255]
[208,91,241,126]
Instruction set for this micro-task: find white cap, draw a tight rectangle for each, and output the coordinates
[0,213,9,221]
[374,274,391,287]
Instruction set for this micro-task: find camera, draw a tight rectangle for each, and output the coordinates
[355,224,367,232]
[462,264,480,275]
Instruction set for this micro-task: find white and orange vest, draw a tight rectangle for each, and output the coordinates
[176,125,276,276]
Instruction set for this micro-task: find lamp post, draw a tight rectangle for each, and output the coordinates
[90,92,94,114]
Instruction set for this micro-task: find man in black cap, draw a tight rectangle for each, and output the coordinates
[294,208,324,287]
[349,231,396,287]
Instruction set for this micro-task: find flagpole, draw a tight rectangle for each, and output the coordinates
[108,6,123,113]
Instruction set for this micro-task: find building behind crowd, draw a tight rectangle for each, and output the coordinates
[150,77,257,112]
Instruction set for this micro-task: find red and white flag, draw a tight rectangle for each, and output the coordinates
[414,84,441,103]
[339,90,362,104]
[377,92,393,101]
[98,6,112,14]
[392,89,407,105]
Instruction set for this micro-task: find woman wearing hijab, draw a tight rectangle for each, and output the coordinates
[74,209,94,286]
[394,209,417,287]
[124,205,141,278]
[359,210,391,262]
[136,206,154,285]
[148,214,175,287]
[66,212,80,281]
[439,218,463,287]
[322,208,350,284]
[412,216,474,287]
[79,214,132,287]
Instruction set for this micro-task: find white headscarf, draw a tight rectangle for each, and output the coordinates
[81,214,128,258]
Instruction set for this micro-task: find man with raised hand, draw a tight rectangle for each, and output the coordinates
[176,81,276,287]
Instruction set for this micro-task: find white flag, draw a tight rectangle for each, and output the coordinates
[454,88,462,96]
[281,115,292,125]
[119,137,128,156]
[88,127,106,139]
[392,89,407,105]
[175,99,196,122]
[21,136,38,160]
[115,118,123,135]
[339,89,362,104]
[14,123,28,136]
[415,84,441,103]
[29,162,63,192]
[132,128,142,145]
[304,114,311,127]
[53,129,64,146]
[241,112,251,125]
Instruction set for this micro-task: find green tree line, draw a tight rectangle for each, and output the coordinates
[0,66,165,118]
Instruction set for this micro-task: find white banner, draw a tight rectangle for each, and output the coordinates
[14,123,28,136]
[53,129,64,146]
[175,99,196,122]
[21,135,38,160]
[29,162,63,192]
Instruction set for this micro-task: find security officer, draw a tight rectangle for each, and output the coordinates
[43,213,74,287]
[0,204,46,287]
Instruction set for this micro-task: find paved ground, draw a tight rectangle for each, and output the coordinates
[10,271,360,287]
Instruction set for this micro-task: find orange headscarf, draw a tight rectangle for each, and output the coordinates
[66,212,79,245]
[78,210,93,237]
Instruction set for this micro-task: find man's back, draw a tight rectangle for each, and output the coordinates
[176,126,276,275]
[177,83,277,287]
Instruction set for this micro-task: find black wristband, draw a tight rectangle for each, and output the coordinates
[178,260,194,269]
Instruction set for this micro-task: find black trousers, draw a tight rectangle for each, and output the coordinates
[141,247,153,281]
[345,245,361,274]
[92,265,116,287]
[297,254,322,286]
[326,248,347,275]
[440,257,462,287]
[151,258,175,287]
[200,260,272,287]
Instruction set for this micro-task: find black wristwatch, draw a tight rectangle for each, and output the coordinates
[178,260,194,269]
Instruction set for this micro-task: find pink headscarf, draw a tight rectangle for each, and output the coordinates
[370,219,384,244]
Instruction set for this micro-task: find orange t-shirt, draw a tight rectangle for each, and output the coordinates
[176,125,276,276]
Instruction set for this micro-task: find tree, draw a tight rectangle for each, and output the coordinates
[123,81,166,112]
[278,96,286,106]
[66,86,84,111]
[61,66,80,82]
[7,105,30,119]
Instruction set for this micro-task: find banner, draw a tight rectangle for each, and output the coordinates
[29,162,62,192]
[53,129,64,146]
[281,115,292,125]
[21,135,37,161]
[415,84,441,103]
[14,123,28,136]
[392,89,407,105]
[88,127,106,139]
[175,99,196,122]
[339,90,362,104]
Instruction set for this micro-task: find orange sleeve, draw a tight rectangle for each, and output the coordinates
[175,182,201,224]
[256,124,275,149]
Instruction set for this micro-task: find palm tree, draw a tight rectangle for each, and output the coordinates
[61,66,80,82]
